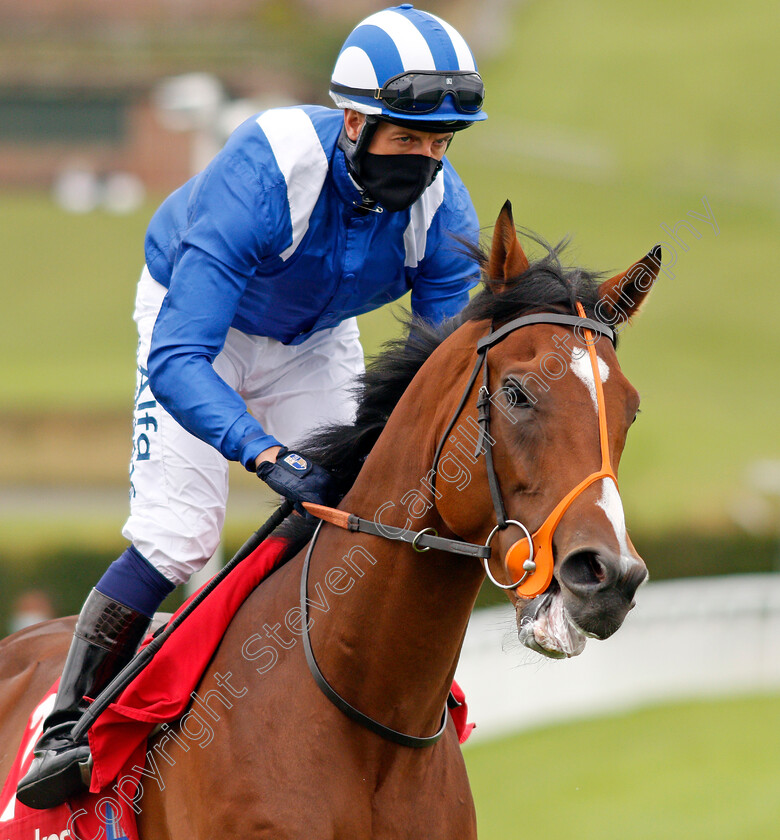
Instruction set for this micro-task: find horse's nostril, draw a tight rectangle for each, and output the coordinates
[558,549,647,640]
[559,550,610,591]
[586,553,606,584]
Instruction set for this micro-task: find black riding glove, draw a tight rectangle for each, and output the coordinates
[256,447,337,514]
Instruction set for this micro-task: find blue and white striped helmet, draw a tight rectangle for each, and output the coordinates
[329,4,487,127]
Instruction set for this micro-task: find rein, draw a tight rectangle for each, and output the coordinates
[300,504,490,559]
[300,521,451,748]
[299,306,617,749]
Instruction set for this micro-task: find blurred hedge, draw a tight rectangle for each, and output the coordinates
[0,530,776,630]
[473,530,779,610]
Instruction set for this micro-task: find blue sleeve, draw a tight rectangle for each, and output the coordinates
[409,164,481,325]
[147,132,290,468]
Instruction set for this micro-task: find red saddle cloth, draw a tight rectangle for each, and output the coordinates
[0,680,133,840]
[0,535,474,840]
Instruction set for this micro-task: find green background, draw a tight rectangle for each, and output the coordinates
[2,0,779,607]
[0,1,778,837]
[3,0,778,530]
[1,0,778,594]
[464,693,780,840]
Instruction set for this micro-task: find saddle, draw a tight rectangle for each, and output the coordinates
[0,536,291,840]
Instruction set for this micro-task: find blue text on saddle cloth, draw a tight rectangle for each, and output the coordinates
[100,800,130,840]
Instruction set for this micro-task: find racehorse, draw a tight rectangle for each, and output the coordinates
[0,202,659,838]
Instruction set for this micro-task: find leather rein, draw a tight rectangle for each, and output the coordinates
[300,306,616,748]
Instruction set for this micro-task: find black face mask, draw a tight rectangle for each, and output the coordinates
[358,153,442,212]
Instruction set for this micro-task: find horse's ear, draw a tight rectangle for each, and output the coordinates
[488,200,530,294]
[596,245,662,324]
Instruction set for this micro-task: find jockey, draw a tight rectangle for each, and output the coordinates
[18,4,486,809]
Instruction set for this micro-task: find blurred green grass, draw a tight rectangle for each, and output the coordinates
[0,193,145,408]
[0,10,778,824]
[464,693,780,840]
[1,0,778,535]
[451,0,780,531]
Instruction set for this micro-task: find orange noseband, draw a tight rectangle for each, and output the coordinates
[505,303,618,597]
[303,307,618,602]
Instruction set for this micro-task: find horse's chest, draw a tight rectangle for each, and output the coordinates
[365,749,477,839]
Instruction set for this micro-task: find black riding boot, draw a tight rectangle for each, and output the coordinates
[16,589,150,810]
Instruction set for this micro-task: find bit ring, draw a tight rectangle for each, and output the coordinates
[482,519,535,590]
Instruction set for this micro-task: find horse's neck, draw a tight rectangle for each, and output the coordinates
[307,326,486,734]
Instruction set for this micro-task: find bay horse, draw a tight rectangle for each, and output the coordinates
[0,202,659,838]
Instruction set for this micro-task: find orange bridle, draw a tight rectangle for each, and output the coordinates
[503,302,619,597]
[304,305,618,601]
[293,306,622,750]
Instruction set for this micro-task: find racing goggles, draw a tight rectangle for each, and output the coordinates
[331,70,485,116]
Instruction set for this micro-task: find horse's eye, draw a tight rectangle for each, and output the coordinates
[503,385,533,411]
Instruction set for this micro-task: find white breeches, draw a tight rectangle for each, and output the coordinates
[121,268,365,585]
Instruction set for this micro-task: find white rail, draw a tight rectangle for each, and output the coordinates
[455,574,780,742]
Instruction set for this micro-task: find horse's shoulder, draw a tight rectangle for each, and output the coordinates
[234,545,306,620]
[207,545,307,679]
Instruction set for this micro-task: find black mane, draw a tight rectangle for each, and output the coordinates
[275,232,604,548]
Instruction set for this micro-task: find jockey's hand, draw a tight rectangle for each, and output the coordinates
[256,447,337,514]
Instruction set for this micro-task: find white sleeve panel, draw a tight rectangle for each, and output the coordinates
[403,169,446,268]
[256,108,330,262]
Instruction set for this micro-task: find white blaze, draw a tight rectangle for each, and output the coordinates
[570,348,610,413]
[597,479,633,571]
[569,349,636,571]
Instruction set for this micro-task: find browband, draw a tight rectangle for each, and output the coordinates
[477,313,614,352]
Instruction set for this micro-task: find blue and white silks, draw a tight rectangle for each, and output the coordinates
[144,105,480,468]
